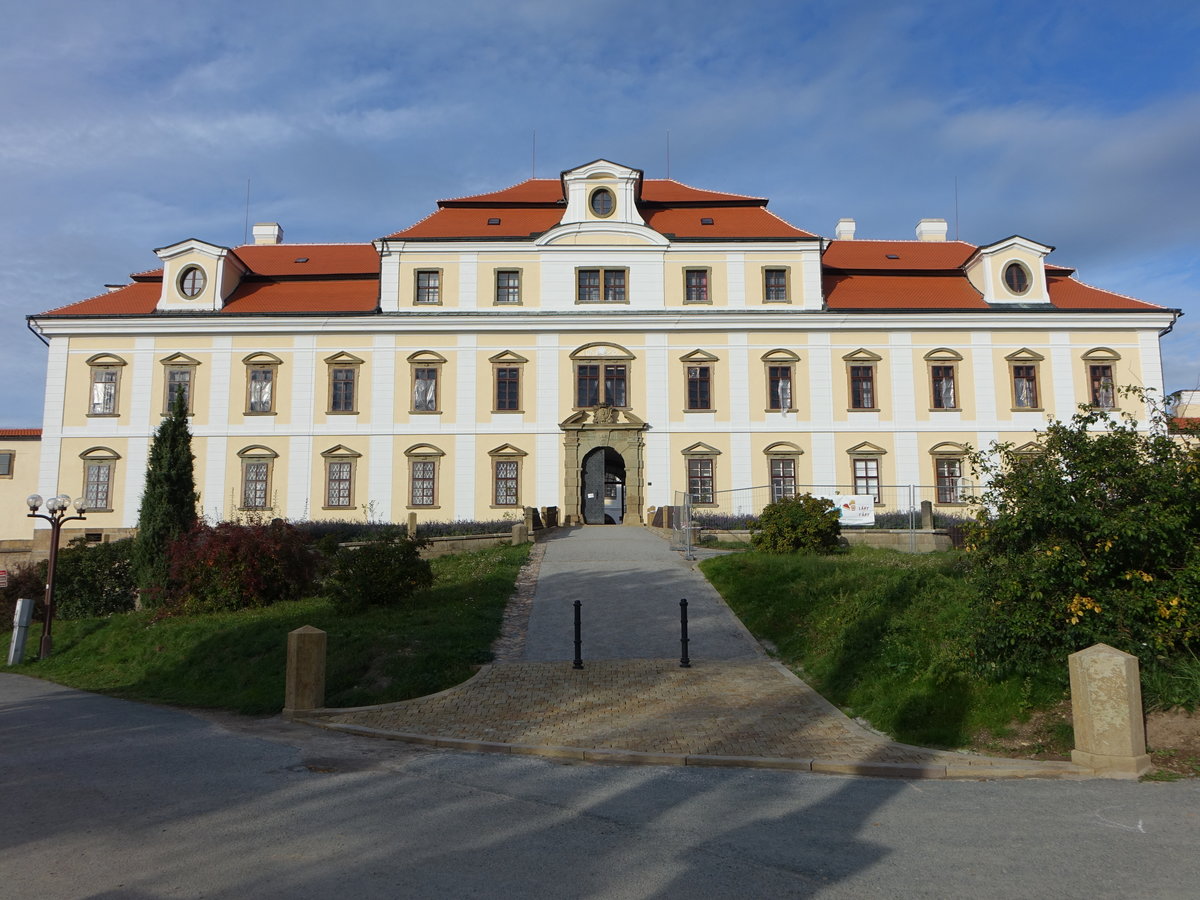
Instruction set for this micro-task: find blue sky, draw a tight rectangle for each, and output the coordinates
[2,0,1197,426]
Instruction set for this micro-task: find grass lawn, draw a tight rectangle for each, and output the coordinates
[2,544,529,715]
[701,547,1068,750]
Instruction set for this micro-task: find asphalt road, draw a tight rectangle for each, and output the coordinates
[3,674,1199,899]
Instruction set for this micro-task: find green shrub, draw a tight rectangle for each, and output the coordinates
[325,532,433,610]
[968,390,1200,676]
[750,493,841,554]
[1,559,47,623]
[164,520,317,613]
[55,538,137,619]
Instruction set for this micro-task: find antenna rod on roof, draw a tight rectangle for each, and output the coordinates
[532,130,536,179]
[954,175,960,241]
[243,178,251,246]
[666,130,670,179]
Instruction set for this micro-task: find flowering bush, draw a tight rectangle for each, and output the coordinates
[968,390,1200,675]
[750,494,841,554]
[163,519,317,612]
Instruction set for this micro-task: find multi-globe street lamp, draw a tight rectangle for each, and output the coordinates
[26,493,87,660]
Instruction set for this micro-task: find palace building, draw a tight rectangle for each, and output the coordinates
[16,158,1177,544]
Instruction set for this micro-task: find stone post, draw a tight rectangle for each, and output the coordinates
[407,511,418,539]
[920,500,933,529]
[284,625,326,717]
[512,523,529,545]
[1069,643,1151,778]
[523,506,535,532]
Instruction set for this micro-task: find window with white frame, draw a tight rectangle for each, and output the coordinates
[576,268,627,303]
[490,444,526,508]
[87,354,125,416]
[853,458,881,502]
[80,447,120,511]
[405,444,444,508]
[495,270,521,304]
[160,353,199,415]
[415,269,441,304]
[763,268,789,303]
[408,351,446,414]
[935,457,965,504]
[688,458,715,505]
[321,445,360,509]
[238,446,277,510]
[770,458,796,501]
[1006,348,1043,410]
[684,269,710,304]
[243,353,281,415]
[325,352,362,414]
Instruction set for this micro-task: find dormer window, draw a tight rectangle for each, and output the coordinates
[589,188,615,218]
[1004,262,1031,295]
[178,266,206,298]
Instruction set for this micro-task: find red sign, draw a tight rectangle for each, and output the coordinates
[0,570,7,588]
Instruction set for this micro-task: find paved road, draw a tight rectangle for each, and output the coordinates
[4,675,1200,899]
[522,526,759,661]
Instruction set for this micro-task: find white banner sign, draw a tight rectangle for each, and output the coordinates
[816,494,876,526]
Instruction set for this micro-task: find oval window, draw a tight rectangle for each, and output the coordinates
[589,188,615,218]
[179,266,207,298]
[1003,262,1030,295]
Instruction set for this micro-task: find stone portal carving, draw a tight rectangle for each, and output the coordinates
[560,408,647,526]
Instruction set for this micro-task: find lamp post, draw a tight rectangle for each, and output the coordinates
[26,493,87,660]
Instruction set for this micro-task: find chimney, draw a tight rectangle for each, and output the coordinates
[835,218,856,241]
[915,218,948,242]
[252,222,284,245]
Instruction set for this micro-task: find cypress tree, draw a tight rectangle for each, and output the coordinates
[132,385,199,600]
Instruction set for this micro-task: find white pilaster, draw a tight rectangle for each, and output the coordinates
[288,434,313,519]
[1051,332,1077,418]
[459,253,478,309]
[971,331,997,426]
[202,436,228,522]
[726,253,746,308]
[454,434,476,519]
[808,333,834,428]
[368,434,393,522]
[889,332,915,427]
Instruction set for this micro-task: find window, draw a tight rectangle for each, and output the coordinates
[1090,364,1115,409]
[850,366,875,409]
[178,265,206,298]
[325,352,362,414]
[770,458,796,502]
[237,446,277,510]
[576,363,627,407]
[764,268,789,303]
[936,458,965,504]
[408,351,446,413]
[576,268,626,303]
[853,458,881,503]
[415,270,441,304]
[243,353,281,415]
[589,188,615,217]
[0,450,13,478]
[1013,365,1039,408]
[688,458,715,505]
[684,269,709,304]
[768,365,793,410]
[405,444,444,508]
[495,366,520,411]
[164,367,192,412]
[87,355,125,416]
[494,460,519,506]
[495,270,521,304]
[686,365,712,410]
[321,445,360,509]
[1004,262,1030,294]
[931,366,956,409]
[79,447,120,511]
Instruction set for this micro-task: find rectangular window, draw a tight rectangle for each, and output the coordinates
[326,461,353,508]
[853,458,881,502]
[931,365,956,409]
[494,460,519,506]
[936,458,964,504]
[850,365,875,409]
[684,269,709,304]
[0,450,12,478]
[248,367,274,413]
[495,270,521,304]
[242,461,270,509]
[495,366,520,411]
[85,462,113,510]
[90,368,119,415]
[413,367,438,412]
[330,367,356,413]
[768,365,793,410]
[764,268,789,303]
[1090,364,1115,409]
[164,367,192,413]
[576,268,626,303]
[686,365,712,410]
[416,270,441,304]
[1012,365,1039,409]
[688,458,715,505]
[410,460,436,507]
[770,458,796,502]
[576,363,627,407]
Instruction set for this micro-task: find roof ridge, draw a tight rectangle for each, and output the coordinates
[439,178,559,205]
[757,205,817,238]
[1048,271,1166,310]
[382,207,444,240]
[644,177,765,202]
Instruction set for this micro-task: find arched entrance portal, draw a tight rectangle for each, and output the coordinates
[560,407,647,526]
[581,446,626,524]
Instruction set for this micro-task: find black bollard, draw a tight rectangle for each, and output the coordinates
[679,598,691,668]
[573,600,583,669]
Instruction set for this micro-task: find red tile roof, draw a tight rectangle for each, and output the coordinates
[1044,274,1167,311]
[387,207,564,240]
[39,281,162,316]
[823,240,976,270]
[645,206,815,239]
[1170,417,1200,433]
[221,279,378,313]
[824,274,987,309]
[0,428,41,438]
[232,243,378,277]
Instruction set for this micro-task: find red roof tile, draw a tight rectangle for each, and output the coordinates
[645,206,815,239]
[233,243,378,277]
[823,240,976,270]
[640,179,766,205]
[1045,274,1166,311]
[0,428,41,438]
[442,179,564,205]
[220,279,378,313]
[39,281,162,316]
[1170,417,1200,433]
[386,207,564,240]
[824,274,988,309]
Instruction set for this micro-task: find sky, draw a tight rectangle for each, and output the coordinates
[1,0,1197,426]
